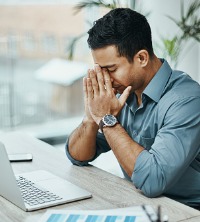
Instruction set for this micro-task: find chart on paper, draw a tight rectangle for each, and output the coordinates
[39,207,156,222]
[47,214,137,222]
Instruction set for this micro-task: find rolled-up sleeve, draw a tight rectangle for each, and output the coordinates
[65,132,111,166]
[132,97,200,197]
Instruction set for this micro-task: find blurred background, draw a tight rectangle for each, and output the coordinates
[0,0,199,176]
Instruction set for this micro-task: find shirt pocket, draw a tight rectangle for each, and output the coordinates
[138,135,155,151]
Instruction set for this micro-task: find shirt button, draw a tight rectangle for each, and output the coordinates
[133,131,137,136]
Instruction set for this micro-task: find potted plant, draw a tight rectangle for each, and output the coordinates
[66,0,200,69]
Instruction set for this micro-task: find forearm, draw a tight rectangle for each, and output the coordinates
[103,123,144,177]
[68,118,99,161]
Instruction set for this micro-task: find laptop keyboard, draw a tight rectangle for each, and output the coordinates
[16,176,63,206]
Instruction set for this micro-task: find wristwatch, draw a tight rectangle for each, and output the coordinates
[99,114,118,133]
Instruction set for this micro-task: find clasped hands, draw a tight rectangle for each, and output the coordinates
[83,64,132,125]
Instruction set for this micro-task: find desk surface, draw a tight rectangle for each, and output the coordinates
[0,132,199,222]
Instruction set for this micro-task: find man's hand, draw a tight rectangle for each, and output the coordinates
[86,64,132,124]
[83,70,96,124]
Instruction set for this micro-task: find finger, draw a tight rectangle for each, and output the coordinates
[83,69,91,100]
[102,68,112,94]
[83,77,88,99]
[87,69,91,78]
[86,77,94,100]
[94,64,105,92]
[89,69,99,95]
[118,86,132,106]
[112,88,117,95]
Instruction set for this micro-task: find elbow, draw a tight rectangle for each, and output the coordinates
[133,173,166,198]
[65,143,90,166]
[132,151,167,198]
[132,171,166,198]
[141,187,164,198]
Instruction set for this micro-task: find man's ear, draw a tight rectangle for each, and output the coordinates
[135,50,149,67]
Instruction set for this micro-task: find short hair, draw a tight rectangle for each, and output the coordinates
[87,8,154,62]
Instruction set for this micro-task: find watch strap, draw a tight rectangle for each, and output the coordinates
[99,119,105,133]
[98,114,118,133]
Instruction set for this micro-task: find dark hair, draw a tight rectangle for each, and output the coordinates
[87,8,154,62]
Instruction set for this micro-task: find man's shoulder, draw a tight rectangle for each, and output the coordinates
[162,70,200,101]
[156,71,200,116]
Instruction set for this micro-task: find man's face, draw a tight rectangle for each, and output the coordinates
[91,45,145,94]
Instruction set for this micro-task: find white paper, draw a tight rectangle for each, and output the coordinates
[39,205,157,222]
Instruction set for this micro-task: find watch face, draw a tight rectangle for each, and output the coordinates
[103,114,117,126]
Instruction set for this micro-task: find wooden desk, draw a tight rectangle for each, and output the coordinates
[0,132,199,222]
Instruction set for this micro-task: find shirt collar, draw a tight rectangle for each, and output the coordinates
[143,59,172,103]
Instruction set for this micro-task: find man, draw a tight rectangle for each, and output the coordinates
[66,8,200,208]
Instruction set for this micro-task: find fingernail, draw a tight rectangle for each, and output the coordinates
[94,64,100,72]
[102,68,107,72]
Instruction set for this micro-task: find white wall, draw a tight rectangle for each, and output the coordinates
[140,0,200,82]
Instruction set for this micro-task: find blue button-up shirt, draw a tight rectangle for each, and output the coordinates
[66,59,200,206]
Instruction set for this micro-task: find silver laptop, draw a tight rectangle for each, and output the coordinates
[0,142,92,211]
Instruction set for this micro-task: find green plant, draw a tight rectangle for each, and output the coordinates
[66,0,150,60]
[156,0,200,68]
[74,0,121,13]
[167,0,200,43]
[66,0,128,60]
[67,0,199,66]
[66,33,86,61]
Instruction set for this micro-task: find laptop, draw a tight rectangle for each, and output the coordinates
[0,142,92,211]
